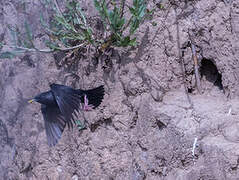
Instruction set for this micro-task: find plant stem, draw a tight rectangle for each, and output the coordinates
[53,0,78,33]
[2,43,86,53]
[189,34,202,94]
[175,8,193,108]
[120,0,126,18]
[121,16,132,33]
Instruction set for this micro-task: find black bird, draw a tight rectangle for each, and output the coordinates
[28,83,104,146]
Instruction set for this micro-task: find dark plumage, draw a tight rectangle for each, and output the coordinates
[28,84,104,146]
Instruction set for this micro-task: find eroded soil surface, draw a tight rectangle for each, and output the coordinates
[1,0,239,179]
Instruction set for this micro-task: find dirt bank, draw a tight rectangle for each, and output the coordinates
[1,0,239,179]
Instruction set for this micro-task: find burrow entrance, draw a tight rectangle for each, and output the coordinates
[200,58,223,90]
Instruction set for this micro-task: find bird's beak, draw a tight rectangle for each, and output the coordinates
[28,99,35,103]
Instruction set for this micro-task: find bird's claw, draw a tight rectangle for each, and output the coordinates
[76,120,87,131]
[83,95,93,111]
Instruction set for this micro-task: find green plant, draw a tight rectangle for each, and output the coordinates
[0,0,152,59]
[94,0,150,49]
[41,0,95,49]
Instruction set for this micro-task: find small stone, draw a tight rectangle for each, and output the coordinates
[57,166,62,173]
[72,175,79,180]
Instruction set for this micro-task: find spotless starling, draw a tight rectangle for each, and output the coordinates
[28,83,104,146]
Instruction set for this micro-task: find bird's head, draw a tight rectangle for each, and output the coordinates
[28,94,43,104]
[28,91,54,105]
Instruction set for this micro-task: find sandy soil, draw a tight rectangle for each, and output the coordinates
[1,0,239,179]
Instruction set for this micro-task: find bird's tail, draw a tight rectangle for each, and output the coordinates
[80,85,104,108]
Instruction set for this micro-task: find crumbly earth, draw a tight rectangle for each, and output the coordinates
[1,0,239,179]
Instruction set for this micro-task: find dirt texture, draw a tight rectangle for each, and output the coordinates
[1,0,239,179]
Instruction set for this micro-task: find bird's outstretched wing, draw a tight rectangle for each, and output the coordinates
[41,104,66,146]
[50,84,83,128]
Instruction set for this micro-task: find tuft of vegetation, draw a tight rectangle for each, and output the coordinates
[0,0,153,59]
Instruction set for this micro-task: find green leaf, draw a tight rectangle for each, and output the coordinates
[93,0,101,12]
[8,26,18,46]
[86,27,93,36]
[102,3,108,17]
[120,36,130,47]
[138,5,146,18]
[0,51,16,59]
[66,1,77,10]
[45,41,60,50]
[24,21,33,40]
[40,13,51,30]
[54,15,73,31]
[130,19,139,34]
[118,18,125,28]
[118,36,137,47]
[54,15,66,25]
[77,3,87,25]
[129,7,136,15]
[129,37,137,46]
[24,21,34,48]
[133,0,138,7]
[108,10,114,23]
[23,39,31,48]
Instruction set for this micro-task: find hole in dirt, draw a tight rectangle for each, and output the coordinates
[200,58,223,90]
[187,88,193,93]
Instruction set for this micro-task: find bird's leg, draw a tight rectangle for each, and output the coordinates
[76,120,87,131]
[83,95,93,111]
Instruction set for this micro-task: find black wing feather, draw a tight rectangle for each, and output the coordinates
[41,104,66,146]
[80,85,104,108]
[50,84,83,128]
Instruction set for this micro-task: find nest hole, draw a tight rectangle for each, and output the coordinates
[200,58,223,90]
[187,88,193,93]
